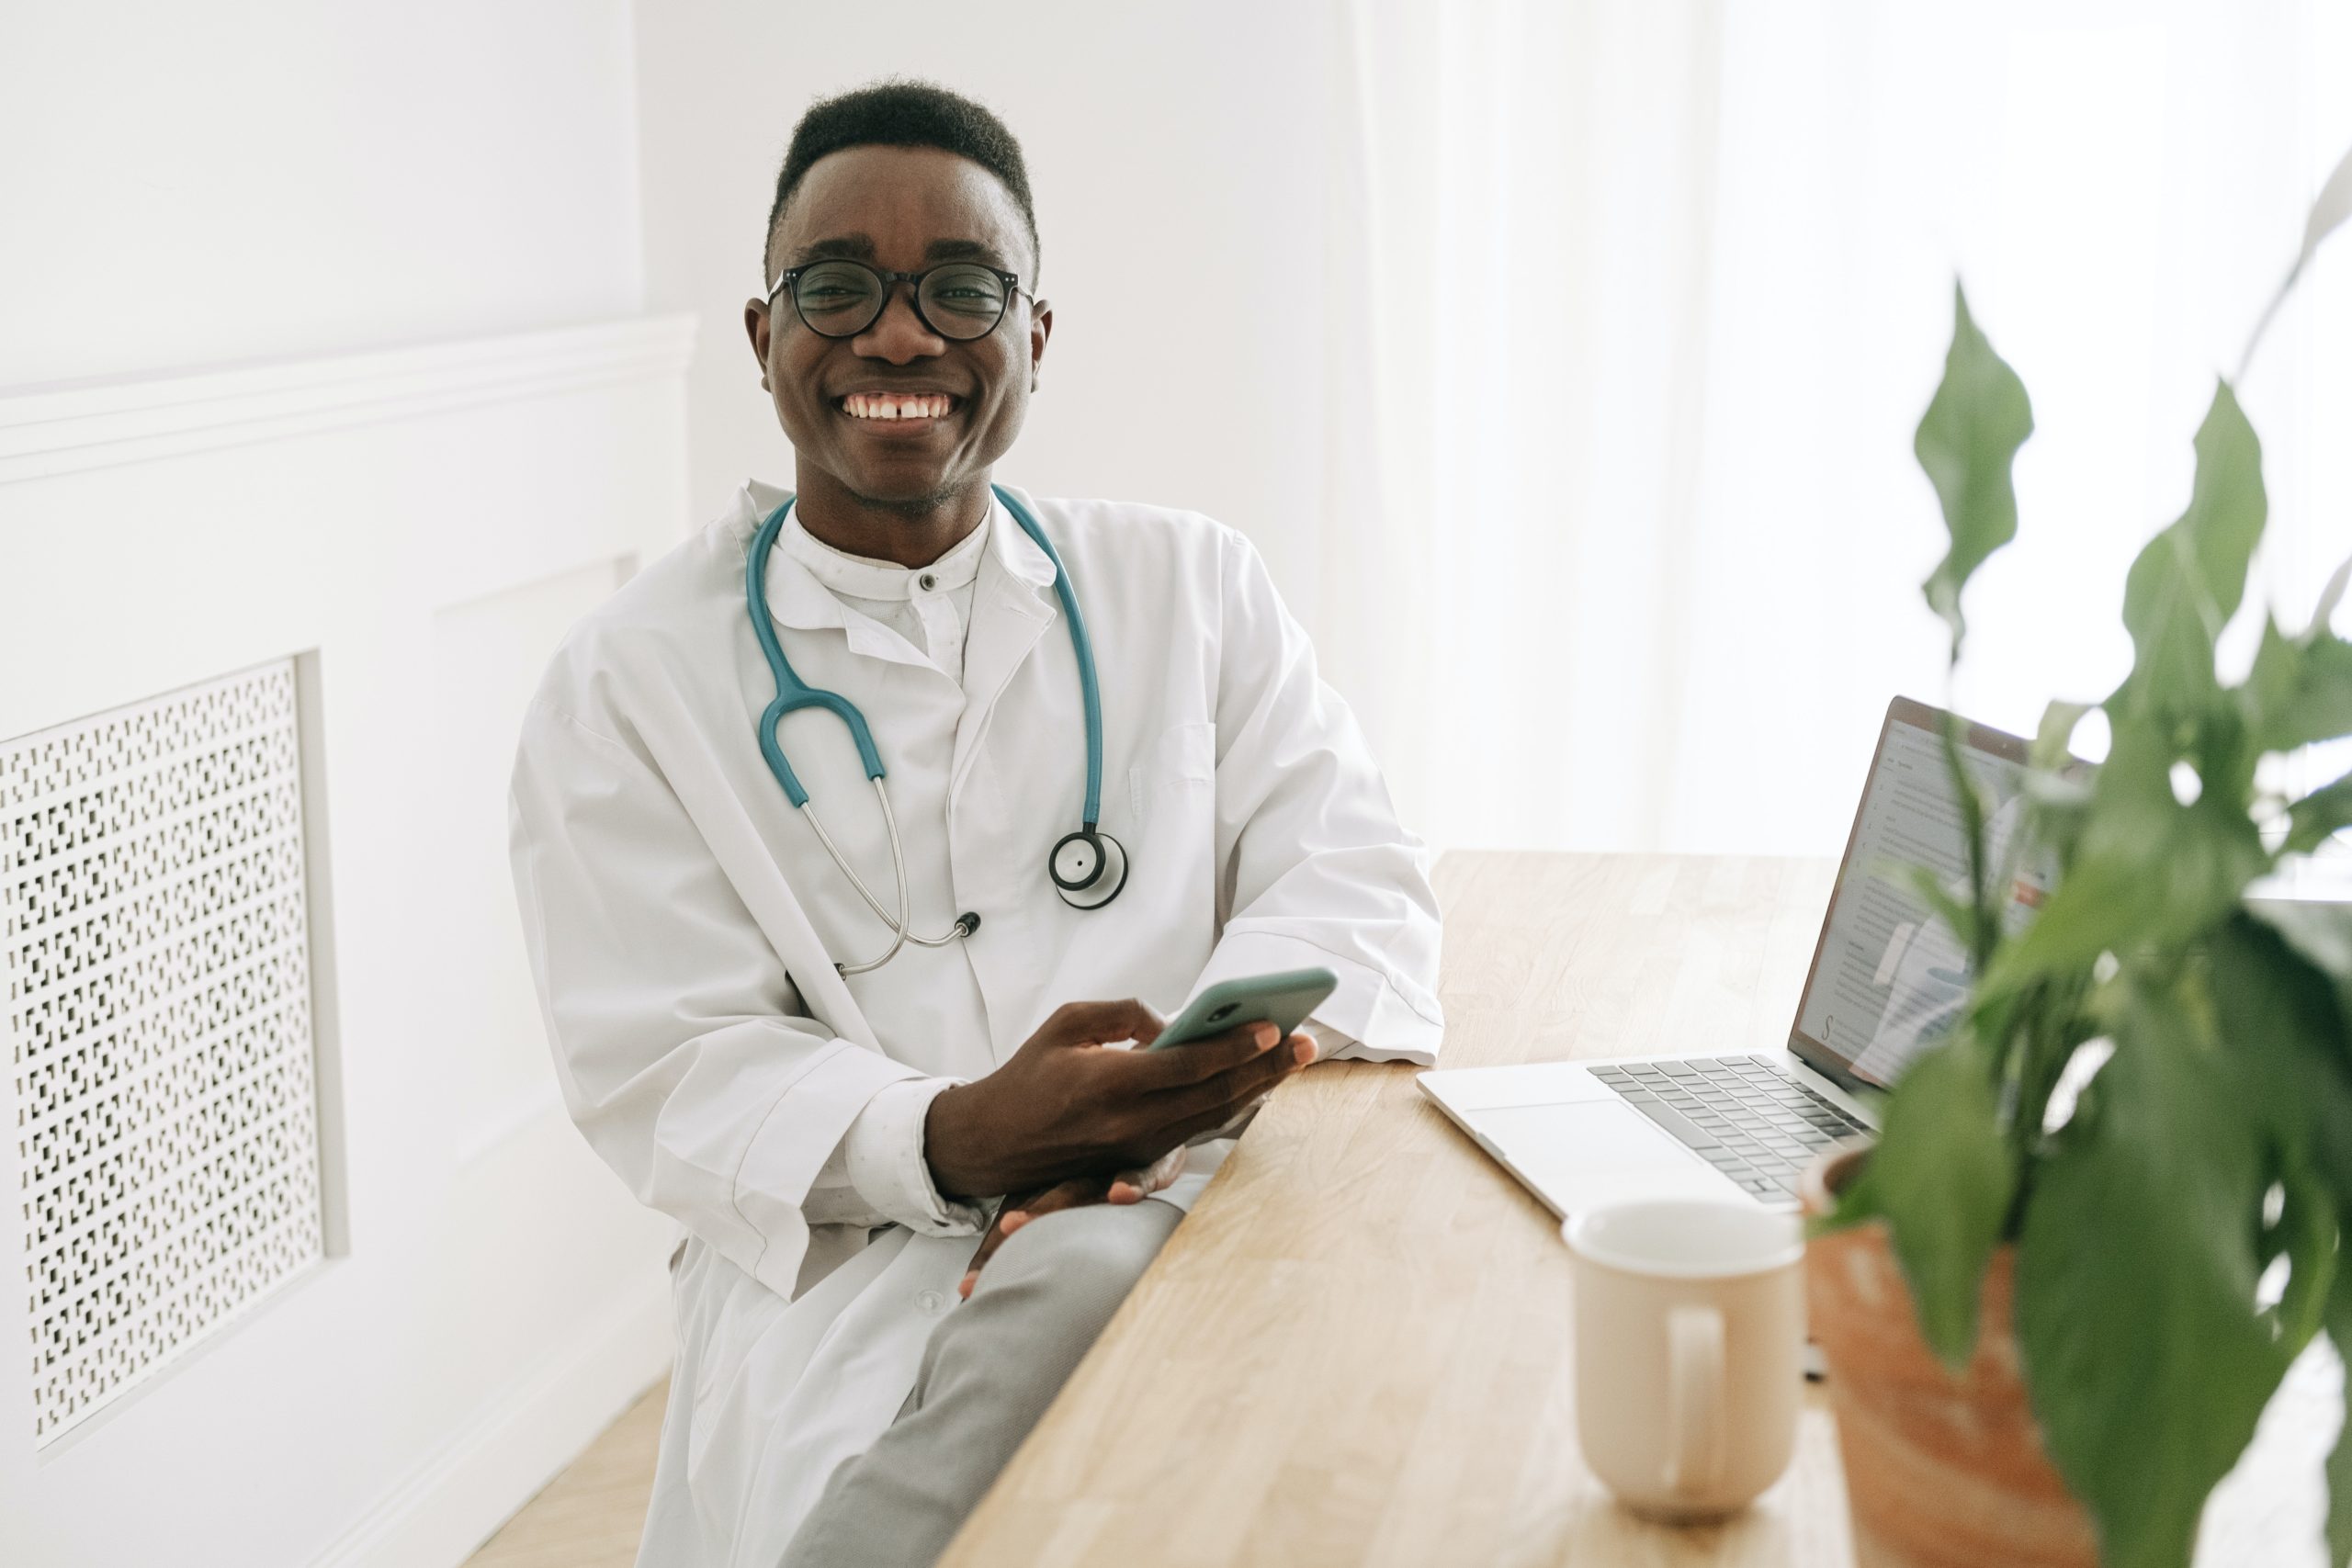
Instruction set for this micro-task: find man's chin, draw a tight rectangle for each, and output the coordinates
[840,467,976,517]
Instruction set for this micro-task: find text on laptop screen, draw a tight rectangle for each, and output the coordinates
[1791,704,2047,1090]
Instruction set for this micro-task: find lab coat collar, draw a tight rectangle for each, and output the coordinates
[742,480,1063,682]
[743,481,849,637]
[782,502,991,603]
[985,485,1061,592]
[742,480,1057,637]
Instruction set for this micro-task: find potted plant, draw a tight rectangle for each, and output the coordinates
[1806,147,2352,1568]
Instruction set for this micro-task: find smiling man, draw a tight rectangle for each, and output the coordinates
[509,82,1442,1568]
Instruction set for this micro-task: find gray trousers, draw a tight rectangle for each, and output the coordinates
[781,1197,1184,1568]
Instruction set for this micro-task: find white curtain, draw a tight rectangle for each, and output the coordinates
[1324,0,2352,861]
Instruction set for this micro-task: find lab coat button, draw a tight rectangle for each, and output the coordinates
[917,1289,947,1314]
[918,572,937,592]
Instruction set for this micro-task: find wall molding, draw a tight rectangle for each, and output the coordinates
[307,1268,673,1568]
[0,315,698,486]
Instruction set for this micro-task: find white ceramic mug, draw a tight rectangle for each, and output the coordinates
[1561,1198,1805,1521]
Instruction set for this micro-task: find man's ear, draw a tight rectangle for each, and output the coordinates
[1029,299,1053,392]
[744,299,774,388]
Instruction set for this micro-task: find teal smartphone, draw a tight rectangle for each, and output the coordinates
[1148,967,1339,1051]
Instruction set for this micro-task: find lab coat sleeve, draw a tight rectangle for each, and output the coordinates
[805,1077,992,1234]
[508,699,978,1305]
[1191,530,1444,1063]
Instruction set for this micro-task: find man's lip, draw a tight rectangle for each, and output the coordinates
[832,391,967,406]
[832,387,967,399]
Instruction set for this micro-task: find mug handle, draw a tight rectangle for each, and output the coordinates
[1662,1303,1727,1495]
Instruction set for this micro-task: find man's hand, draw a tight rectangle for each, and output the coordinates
[922,998,1315,1201]
[955,1144,1188,1299]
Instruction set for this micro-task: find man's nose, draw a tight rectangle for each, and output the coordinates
[854,283,945,363]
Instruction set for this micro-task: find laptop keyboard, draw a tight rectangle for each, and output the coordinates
[1586,1055,1870,1202]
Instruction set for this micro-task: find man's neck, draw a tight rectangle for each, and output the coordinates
[791,468,991,569]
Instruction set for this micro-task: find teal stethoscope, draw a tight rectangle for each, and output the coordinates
[746,483,1128,975]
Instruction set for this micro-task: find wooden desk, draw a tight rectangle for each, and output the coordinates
[942,852,1848,1567]
[939,851,2335,1567]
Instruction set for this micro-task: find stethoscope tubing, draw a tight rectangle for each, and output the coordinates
[746,483,1108,972]
[799,782,971,975]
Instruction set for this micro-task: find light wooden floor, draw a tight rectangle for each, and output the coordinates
[464,1379,668,1568]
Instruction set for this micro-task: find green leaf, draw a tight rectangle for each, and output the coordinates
[2256,898,2352,987]
[2290,773,2352,858]
[2213,912,2352,1212]
[2016,977,2292,1568]
[2246,902,2352,1129]
[2021,701,2096,871]
[2314,551,2352,636]
[1917,284,2035,661]
[2245,615,2352,755]
[2329,1264,2352,1568]
[2032,700,2094,773]
[2241,141,2352,380]
[1984,719,2267,998]
[1903,862,1980,959]
[1834,1030,2014,1368]
[2267,1157,2336,1358]
[2110,383,2267,719]
[2257,893,2352,991]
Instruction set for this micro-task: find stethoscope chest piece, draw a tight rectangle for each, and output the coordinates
[1049,828,1128,909]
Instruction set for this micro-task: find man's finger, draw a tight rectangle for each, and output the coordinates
[1128,1021,1283,1088]
[1044,998,1166,1049]
[958,1177,1111,1299]
[1107,1142,1182,1201]
[1148,1032,1312,1121]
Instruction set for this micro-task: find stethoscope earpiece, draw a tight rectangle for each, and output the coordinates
[1049,829,1128,909]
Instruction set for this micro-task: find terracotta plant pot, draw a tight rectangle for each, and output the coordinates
[1799,1142,2098,1568]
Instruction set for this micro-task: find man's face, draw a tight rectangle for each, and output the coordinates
[746,144,1049,512]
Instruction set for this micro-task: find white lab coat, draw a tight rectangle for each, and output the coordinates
[507,480,1442,1566]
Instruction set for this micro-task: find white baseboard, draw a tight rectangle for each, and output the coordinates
[309,1272,673,1568]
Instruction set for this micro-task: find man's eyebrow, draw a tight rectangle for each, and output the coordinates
[782,235,1013,269]
[787,234,879,265]
[922,239,1011,267]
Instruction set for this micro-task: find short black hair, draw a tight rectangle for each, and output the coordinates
[763,79,1039,285]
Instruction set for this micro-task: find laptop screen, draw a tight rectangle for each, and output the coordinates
[1788,697,2046,1091]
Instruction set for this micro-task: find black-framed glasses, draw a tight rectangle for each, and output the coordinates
[766,259,1029,342]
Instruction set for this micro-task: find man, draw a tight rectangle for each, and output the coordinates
[508,81,1441,1568]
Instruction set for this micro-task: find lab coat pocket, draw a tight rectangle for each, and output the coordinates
[1128,720,1216,821]
[1125,721,1218,937]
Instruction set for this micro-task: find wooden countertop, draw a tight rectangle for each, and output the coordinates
[940,852,1849,1567]
[938,849,2335,1567]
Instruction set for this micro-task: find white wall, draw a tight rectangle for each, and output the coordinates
[630,0,1339,626]
[1,6,686,1565]
[0,1,646,384]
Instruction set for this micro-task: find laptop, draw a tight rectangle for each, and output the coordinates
[1419,695,2042,1217]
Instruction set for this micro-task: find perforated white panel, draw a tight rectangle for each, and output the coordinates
[5,662,325,1444]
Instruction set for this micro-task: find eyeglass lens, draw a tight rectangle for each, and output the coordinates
[792,261,1010,340]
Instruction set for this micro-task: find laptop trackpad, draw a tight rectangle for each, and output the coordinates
[1469,1100,1734,1213]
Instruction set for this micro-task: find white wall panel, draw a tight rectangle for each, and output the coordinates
[432,558,640,1168]
[0,319,689,1567]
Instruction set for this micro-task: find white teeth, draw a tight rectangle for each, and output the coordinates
[844,392,952,420]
